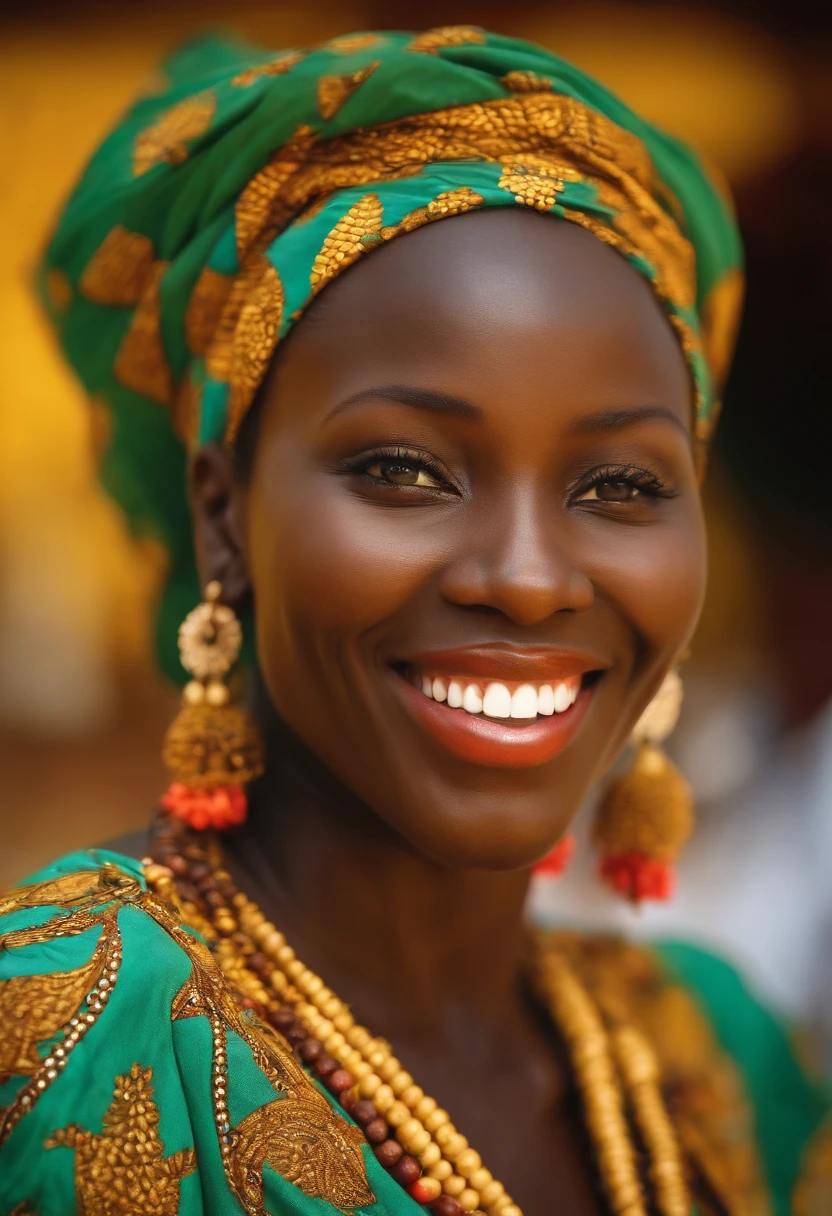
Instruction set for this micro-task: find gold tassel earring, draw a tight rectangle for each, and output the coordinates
[593,669,693,904]
[160,580,264,830]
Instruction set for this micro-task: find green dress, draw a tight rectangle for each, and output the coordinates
[0,849,826,1215]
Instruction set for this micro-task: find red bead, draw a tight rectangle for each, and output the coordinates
[327,1068,354,1094]
[391,1155,422,1186]
[363,1117,389,1145]
[298,1037,323,1063]
[315,1055,339,1078]
[408,1180,440,1206]
[270,1007,296,1031]
[340,1091,356,1114]
[352,1100,378,1126]
[374,1139,403,1168]
[431,1199,464,1216]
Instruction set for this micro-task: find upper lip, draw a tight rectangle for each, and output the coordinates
[396,644,607,683]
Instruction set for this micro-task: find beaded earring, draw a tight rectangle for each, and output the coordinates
[532,835,576,878]
[593,669,693,904]
[160,580,264,830]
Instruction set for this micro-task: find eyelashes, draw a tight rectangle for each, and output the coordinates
[338,447,676,506]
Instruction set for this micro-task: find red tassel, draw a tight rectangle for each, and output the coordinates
[532,835,576,878]
[160,782,248,831]
[598,851,675,903]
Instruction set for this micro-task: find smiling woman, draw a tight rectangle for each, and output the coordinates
[0,24,826,1216]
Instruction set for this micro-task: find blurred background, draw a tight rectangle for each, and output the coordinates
[1,0,830,1057]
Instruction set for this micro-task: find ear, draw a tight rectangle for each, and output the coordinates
[188,443,250,608]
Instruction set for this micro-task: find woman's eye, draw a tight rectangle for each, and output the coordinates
[578,479,642,503]
[365,459,441,488]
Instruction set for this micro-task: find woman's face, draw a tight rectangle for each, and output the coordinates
[196,209,705,869]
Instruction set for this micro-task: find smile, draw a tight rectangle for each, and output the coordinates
[392,650,602,769]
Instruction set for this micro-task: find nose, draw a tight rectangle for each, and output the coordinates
[438,485,594,626]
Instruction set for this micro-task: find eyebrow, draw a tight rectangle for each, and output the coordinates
[569,405,688,436]
[328,384,482,422]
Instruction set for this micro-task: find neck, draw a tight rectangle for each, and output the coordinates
[224,716,532,1051]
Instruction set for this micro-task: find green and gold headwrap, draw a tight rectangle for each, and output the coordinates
[39,25,743,679]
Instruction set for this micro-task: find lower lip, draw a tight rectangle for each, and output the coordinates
[394,675,594,768]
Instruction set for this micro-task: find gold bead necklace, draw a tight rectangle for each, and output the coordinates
[146,822,690,1216]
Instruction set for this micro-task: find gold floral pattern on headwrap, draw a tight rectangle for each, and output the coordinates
[79,225,156,306]
[133,91,216,176]
[316,61,380,121]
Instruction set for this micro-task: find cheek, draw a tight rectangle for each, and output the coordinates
[585,504,707,661]
[245,456,444,667]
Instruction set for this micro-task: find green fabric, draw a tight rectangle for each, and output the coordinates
[0,850,415,1216]
[36,26,742,682]
[2,852,826,1215]
[656,941,829,1216]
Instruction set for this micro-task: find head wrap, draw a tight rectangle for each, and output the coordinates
[39,25,743,679]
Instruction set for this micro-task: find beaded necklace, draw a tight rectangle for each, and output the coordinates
[146,816,690,1216]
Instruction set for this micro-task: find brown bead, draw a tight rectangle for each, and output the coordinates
[204,889,226,909]
[166,854,190,877]
[246,951,270,975]
[298,1038,323,1063]
[340,1091,356,1114]
[327,1068,354,1093]
[270,1007,296,1031]
[374,1139,403,1168]
[430,1198,464,1216]
[286,1024,307,1045]
[352,1100,378,1127]
[188,862,210,881]
[363,1117,389,1145]
[391,1154,422,1186]
[315,1055,339,1079]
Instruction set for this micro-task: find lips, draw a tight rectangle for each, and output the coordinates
[391,647,603,768]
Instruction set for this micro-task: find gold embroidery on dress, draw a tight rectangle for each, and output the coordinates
[44,268,73,314]
[317,62,380,121]
[131,875,374,1214]
[310,193,383,295]
[407,26,486,53]
[0,864,142,923]
[326,34,383,55]
[231,51,305,88]
[79,225,156,306]
[0,913,123,1147]
[134,91,216,177]
[46,1063,196,1216]
[0,943,108,1076]
[113,261,174,405]
[501,70,554,93]
[184,266,235,356]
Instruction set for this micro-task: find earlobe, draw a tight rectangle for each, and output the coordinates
[188,443,251,607]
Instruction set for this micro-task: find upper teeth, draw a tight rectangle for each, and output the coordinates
[416,673,580,719]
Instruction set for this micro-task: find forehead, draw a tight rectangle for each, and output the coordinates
[268,209,692,429]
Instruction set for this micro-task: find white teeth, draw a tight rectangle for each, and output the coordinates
[414,671,582,719]
[510,684,538,719]
[462,683,483,714]
[483,682,512,719]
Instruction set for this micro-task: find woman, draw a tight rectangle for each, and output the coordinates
[0,26,826,1216]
